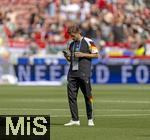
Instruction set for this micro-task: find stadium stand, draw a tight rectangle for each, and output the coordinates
[0,0,149,59]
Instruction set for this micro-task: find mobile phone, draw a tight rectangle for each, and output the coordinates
[62,50,69,56]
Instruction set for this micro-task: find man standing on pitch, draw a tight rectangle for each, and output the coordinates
[63,25,99,126]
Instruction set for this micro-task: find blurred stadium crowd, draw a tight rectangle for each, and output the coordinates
[0,0,150,59]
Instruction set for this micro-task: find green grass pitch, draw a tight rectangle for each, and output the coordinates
[0,85,150,140]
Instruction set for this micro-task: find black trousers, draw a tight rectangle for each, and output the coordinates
[67,76,94,121]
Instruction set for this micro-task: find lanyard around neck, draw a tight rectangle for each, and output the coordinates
[73,37,83,52]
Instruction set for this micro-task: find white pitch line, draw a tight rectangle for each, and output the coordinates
[1,99,150,104]
[94,88,150,91]
[93,86,150,90]
[51,114,150,117]
[0,108,67,111]
[1,108,150,117]
[95,109,150,112]
[0,108,150,112]
[98,100,150,104]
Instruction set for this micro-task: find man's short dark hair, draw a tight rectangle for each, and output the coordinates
[67,25,81,34]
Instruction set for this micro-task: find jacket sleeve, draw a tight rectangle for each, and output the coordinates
[84,37,99,54]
